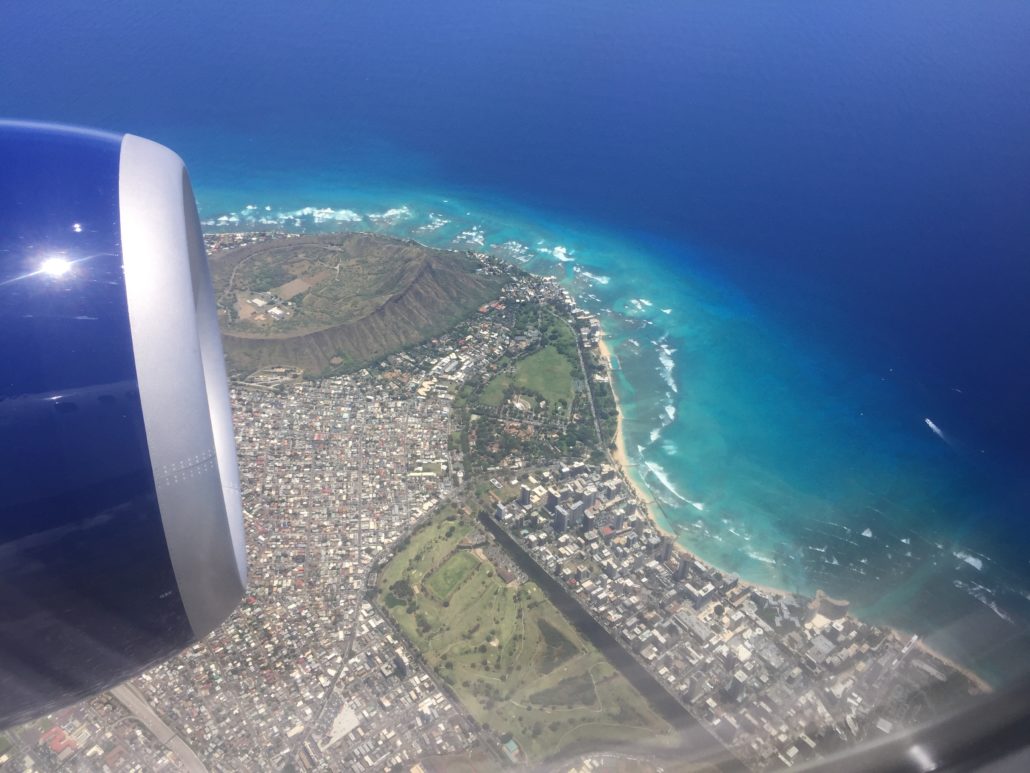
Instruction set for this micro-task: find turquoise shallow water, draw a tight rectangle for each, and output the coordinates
[201,190,1030,685]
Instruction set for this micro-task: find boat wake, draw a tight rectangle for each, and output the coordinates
[924,417,956,448]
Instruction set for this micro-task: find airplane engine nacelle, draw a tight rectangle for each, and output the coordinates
[0,122,247,727]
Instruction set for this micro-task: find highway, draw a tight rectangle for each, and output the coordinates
[110,683,208,773]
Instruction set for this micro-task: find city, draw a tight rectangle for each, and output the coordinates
[0,241,985,772]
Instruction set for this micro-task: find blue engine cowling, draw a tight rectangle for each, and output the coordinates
[0,121,247,728]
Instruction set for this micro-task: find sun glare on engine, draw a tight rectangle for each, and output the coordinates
[39,256,72,278]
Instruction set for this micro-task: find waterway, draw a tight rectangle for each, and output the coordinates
[478,512,744,772]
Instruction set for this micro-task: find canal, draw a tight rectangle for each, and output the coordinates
[479,512,747,772]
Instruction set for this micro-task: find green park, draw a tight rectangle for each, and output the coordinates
[480,345,575,414]
[377,506,673,763]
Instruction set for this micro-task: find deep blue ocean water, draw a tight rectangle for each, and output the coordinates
[4,0,1030,683]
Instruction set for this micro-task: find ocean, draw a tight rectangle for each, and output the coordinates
[3,0,1030,684]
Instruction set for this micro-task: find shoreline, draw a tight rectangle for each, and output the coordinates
[595,328,993,694]
[598,331,794,603]
[210,226,995,695]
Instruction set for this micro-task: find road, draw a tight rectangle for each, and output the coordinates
[110,683,209,773]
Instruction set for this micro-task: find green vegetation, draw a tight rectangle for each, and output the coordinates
[247,262,293,292]
[460,301,607,471]
[529,671,597,708]
[0,735,10,756]
[418,750,497,773]
[426,551,480,601]
[592,376,618,448]
[481,345,573,410]
[520,304,580,363]
[478,374,511,407]
[378,508,673,762]
[536,618,579,673]
[517,346,574,405]
[210,233,503,375]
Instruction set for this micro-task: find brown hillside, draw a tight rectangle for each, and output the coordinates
[210,233,503,375]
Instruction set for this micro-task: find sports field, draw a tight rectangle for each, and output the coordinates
[426,551,479,600]
[378,509,673,762]
[480,345,575,410]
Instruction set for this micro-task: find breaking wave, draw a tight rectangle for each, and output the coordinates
[496,240,531,262]
[454,225,485,247]
[643,461,690,504]
[297,206,362,223]
[954,550,984,571]
[746,550,777,566]
[657,341,678,394]
[538,244,574,262]
[955,580,1013,623]
[578,270,611,285]
[367,205,412,224]
[205,204,364,227]
[416,212,450,233]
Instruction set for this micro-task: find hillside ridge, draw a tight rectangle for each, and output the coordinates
[210,232,503,375]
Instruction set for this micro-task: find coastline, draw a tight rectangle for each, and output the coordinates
[209,224,996,697]
[598,330,794,603]
[595,328,993,694]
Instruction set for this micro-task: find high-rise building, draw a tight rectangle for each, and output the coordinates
[675,555,689,581]
[568,500,585,528]
[582,486,597,507]
[659,535,674,562]
[519,484,532,506]
[582,512,597,532]
[545,488,560,510]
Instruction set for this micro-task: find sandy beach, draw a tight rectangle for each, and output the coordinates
[912,638,993,694]
[597,332,658,514]
[596,328,993,694]
[596,333,635,481]
[599,330,797,603]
